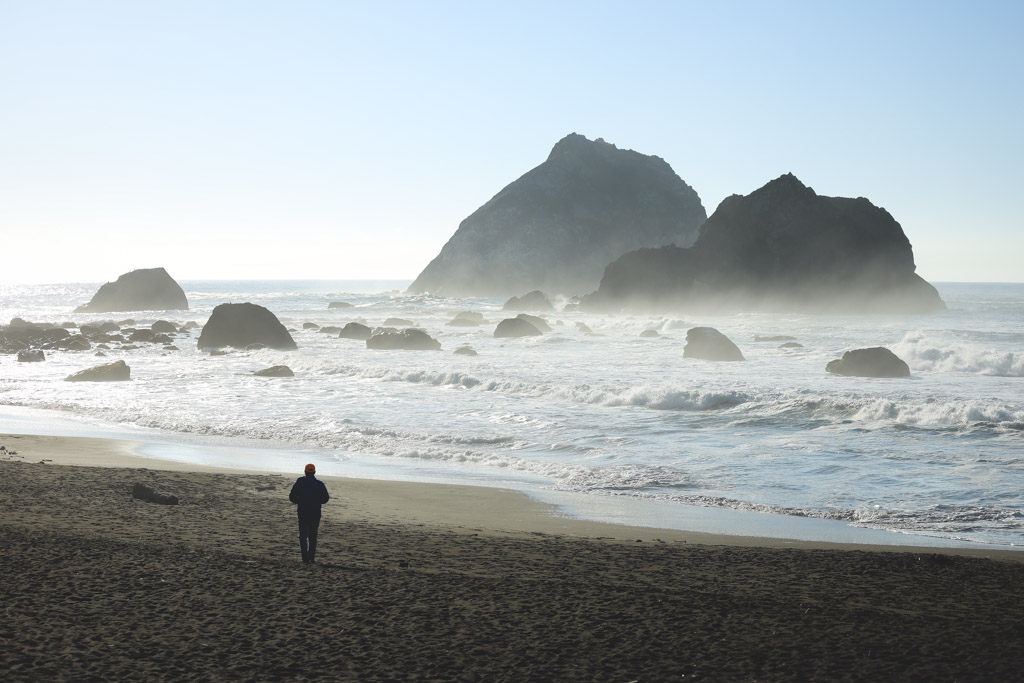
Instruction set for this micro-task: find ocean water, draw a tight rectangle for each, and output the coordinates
[1,280,1022,547]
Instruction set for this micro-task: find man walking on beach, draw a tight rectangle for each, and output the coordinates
[289,463,330,564]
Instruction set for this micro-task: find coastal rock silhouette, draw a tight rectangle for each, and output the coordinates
[366,329,441,351]
[494,318,542,338]
[516,314,551,333]
[683,327,744,361]
[339,322,373,340]
[197,303,297,351]
[254,365,295,377]
[64,360,131,382]
[503,291,553,312]
[826,347,910,377]
[446,312,485,327]
[75,268,188,313]
[583,174,945,314]
[407,133,706,297]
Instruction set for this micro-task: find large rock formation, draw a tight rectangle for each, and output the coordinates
[75,268,188,313]
[583,174,945,314]
[407,134,706,297]
[197,303,297,351]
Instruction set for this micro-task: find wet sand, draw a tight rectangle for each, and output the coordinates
[2,434,1023,681]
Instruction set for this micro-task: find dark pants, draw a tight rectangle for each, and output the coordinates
[298,516,321,562]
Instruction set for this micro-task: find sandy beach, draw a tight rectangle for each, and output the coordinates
[2,433,1023,682]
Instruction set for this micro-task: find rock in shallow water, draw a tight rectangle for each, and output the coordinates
[494,318,542,338]
[826,347,909,377]
[339,322,373,340]
[65,360,131,382]
[683,327,744,361]
[75,267,188,313]
[503,291,553,312]
[366,329,441,351]
[197,303,297,351]
[254,365,294,377]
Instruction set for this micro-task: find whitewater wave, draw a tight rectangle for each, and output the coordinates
[576,489,1022,544]
[738,392,1024,433]
[894,332,1024,377]
[282,358,754,412]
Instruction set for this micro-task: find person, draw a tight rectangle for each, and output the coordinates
[288,463,330,564]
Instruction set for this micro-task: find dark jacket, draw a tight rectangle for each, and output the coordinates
[289,474,330,520]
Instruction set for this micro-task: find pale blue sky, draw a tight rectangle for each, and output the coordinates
[2,1,1021,284]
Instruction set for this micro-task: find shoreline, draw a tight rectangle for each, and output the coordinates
[4,435,1024,680]
[2,431,1020,560]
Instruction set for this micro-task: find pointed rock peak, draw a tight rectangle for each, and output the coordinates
[546,133,618,161]
[755,173,816,198]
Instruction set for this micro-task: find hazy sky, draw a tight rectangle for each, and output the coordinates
[2,1,1022,284]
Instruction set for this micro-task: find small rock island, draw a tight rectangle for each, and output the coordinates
[75,268,188,313]
[407,133,706,297]
[583,174,945,314]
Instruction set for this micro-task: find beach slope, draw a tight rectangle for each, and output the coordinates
[1,437,1022,681]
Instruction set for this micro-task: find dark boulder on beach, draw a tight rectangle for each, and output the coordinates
[366,329,441,351]
[64,360,131,382]
[328,301,353,309]
[151,320,177,333]
[639,329,660,338]
[583,174,945,314]
[254,365,295,377]
[407,133,706,297]
[17,349,45,362]
[683,327,744,361]
[75,268,188,313]
[494,318,542,338]
[131,483,178,505]
[826,347,910,377]
[454,346,478,356]
[197,303,297,351]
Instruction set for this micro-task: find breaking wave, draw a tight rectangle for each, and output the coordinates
[894,332,1024,377]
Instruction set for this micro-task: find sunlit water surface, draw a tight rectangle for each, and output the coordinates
[1,280,1021,547]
